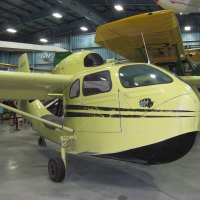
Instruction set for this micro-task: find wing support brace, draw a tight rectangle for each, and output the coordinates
[0,103,73,133]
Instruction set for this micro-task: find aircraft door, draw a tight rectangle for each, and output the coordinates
[79,70,121,133]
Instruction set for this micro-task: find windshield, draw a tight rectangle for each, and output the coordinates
[119,64,173,88]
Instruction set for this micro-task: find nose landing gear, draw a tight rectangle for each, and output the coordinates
[48,136,74,182]
[48,157,66,182]
[38,137,46,147]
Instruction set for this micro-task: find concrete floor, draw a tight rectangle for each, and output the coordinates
[0,123,200,200]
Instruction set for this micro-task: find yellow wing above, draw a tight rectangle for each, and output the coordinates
[0,71,72,100]
[95,10,185,63]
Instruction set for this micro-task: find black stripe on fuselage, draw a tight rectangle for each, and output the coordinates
[66,105,195,113]
[65,112,195,118]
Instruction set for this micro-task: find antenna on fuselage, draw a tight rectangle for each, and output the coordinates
[141,32,151,64]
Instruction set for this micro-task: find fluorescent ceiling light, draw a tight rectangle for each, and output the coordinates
[53,12,62,18]
[80,26,88,31]
[40,38,48,43]
[114,5,123,11]
[184,26,191,31]
[7,28,17,33]
[180,13,183,15]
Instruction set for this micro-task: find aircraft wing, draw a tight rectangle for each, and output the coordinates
[95,10,185,63]
[0,71,72,100]
[181,76,200,88]
[185,48,200,53]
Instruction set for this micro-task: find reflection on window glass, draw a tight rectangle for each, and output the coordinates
[84,53,104,67]
[83,71,112,96]
[69,79,80,98]
[119,64,173,88]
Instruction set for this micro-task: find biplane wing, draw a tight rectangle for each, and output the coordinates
[95,10,185,63]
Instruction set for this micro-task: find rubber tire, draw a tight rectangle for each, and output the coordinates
[38,137,46,147]
[48,157,66,182]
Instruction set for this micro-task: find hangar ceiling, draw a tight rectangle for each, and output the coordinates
[0,0,199,43]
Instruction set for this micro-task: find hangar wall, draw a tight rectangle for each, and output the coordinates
[0,31,200,69]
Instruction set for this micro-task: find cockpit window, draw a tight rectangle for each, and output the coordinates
[83,71,112,96]
[84,53,104,67]
[119,64,173,88]
[69,79,80,99]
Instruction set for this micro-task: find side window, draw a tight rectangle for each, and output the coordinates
[69,79,80,98]
[119,64,173,88]
[84,53,104,67]
[83,71,112,96]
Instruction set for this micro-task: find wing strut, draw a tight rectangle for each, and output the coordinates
[0,103,73,133]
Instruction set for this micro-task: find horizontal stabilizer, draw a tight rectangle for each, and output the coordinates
[0,102,73,133]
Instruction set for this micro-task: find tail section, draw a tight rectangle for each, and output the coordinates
[17,53,59,124]
[17,53,56,135]
[18,53,30,72]
[17,53,71,144]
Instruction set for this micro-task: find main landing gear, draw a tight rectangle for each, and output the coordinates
[48,136,74,182]
[38,136,46,147]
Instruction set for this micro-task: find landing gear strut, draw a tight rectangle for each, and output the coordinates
[48,136,74,182]
[38,137,46,147]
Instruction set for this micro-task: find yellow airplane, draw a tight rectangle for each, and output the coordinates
[1,10,200,183]
[185,48,200,62]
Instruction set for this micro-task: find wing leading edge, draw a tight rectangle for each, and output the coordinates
[0,71,72,100]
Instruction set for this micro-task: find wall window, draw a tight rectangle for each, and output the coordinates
[83,71,112,96]
[69,79,80,98]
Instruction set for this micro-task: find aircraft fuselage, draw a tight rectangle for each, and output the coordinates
[62,62,200,162]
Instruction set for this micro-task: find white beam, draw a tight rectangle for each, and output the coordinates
[0,41,68,52]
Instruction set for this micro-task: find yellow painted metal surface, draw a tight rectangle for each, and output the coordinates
[64,63,200,154]
[53,51,94,75]
[181,76,200,87]
[18,53,30,72]
[187,53,200,62]
[95,10,185,63]
[0,41,199,156]
[0,102,73,132]
[0,71,72,99]
[0,63,17,68]
[20,100,74,144]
